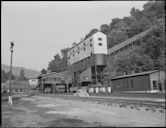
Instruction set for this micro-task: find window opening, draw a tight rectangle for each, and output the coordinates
[98,43,102,46]
[98,38,102,41]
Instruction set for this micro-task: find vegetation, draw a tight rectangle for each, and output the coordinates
[1,70,16,83]
[41,68,47,74]
[46,1,165,76]
[104,1,165,76]
[47,48,70,72]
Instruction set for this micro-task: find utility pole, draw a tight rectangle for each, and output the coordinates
[8,42,14,106]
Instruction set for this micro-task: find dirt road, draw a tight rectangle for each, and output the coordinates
[2,94,165,127]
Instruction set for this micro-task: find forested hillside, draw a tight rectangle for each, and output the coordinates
[2,64,40,80]
[104,1,165,76]
[46,1,165,76]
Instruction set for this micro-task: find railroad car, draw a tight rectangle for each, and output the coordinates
[67,32,108,87]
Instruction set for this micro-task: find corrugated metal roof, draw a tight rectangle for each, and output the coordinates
[108,27,153,54]
[110,70,159,80]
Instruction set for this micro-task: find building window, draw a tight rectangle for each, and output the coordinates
[90,38,92,41]
[84,43,85,46]
[98,38,102,41]
[78,51,80,54]
[152,81,157,88]
[84,48,86,51]
[90,43,93,47]
[78,47,79,49]
[98,43,102,46]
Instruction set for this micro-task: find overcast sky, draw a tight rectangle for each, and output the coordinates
[2,1,148,71]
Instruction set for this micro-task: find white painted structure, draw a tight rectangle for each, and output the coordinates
[29,78,38,89]
[67,32,107,65]
[107,87,111,93]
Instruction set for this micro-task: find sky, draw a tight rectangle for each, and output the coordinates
[1,1,148,71]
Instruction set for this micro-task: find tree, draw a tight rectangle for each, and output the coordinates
[107,31,128,48]
[84,28,99,40]
[47,54,63,72]
[139,25,165,70]
[110,49,154,76]
[110,18,122,30]
[47,47,70,73]
[5,71,16,81]
[41,68,47,74]
[60,48,70,71]
[47,54,61,72]
[143,1,165,25]
[100,24,110,35]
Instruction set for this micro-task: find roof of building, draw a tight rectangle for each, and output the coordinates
[110,70,159,80]
[68,31,105,52]
[108,27,153,54]
[38,71,72,78]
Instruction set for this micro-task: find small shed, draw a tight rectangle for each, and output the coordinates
[110,70,165,92]
[38,72,72,93]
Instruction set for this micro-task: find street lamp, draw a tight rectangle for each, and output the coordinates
[8,42,14,106]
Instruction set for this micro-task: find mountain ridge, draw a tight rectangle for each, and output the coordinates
[1,63,40,78]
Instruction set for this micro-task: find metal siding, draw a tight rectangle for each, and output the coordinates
[112,75,151,91]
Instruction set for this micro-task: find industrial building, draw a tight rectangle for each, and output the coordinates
[67,32,108,87]
[110,70,165,92]
[37,72,72,93]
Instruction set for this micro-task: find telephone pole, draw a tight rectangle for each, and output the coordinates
[8,42,14,106]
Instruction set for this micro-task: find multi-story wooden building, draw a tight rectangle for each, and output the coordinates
[67,32,108,87]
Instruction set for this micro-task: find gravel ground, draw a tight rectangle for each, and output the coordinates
[1,94,166,127]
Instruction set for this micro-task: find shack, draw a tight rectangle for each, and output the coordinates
[110,70,165,92]
[37,72,72,93]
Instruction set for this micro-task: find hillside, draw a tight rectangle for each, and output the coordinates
[1,64,40,78]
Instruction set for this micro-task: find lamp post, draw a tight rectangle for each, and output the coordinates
[8,42,14,106]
